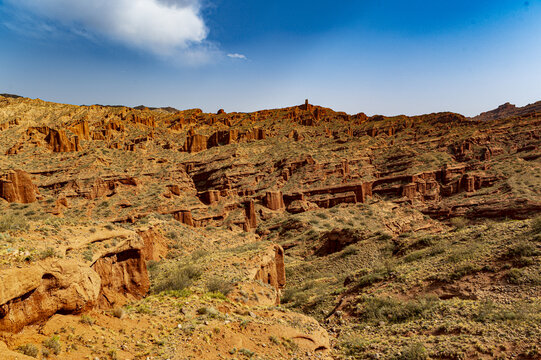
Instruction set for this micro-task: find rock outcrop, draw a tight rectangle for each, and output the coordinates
[0,170,38,203]
[244,199,257,231]
[91,238,150,308]
[183,130,208,153]
[45,129,81,152]
[254,246,286,288]
[0,260,101,332]
[264,191,285,211]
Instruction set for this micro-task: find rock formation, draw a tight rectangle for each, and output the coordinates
[264,191,285,210]
[0,170,38,203]
[183,129,208,153]
[0,260,101,332]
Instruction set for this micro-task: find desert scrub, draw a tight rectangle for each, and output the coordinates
[504,241,538,259]
[338,244,359,258]
[532,216,541,234]
[82,248,93,262]
[206,276,234,296]
[475,299,540,323]
[356,295,439,323]
[341,336,369,357]
[80,314,95,325]
[39,247,56,260]
[151,263,201,293]
[450,217,468,229]
[356,260,396,288]
[0,213,29,232]
[281,288,309,307]
[43,335,61,355]
[17,344,39,358]
[395,342,428,360]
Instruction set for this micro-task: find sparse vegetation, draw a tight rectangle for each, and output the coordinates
[0,213,29,232]
[152,263,201,293]
[206,276,234,296]
[43,335,61,355]
[17,344,39,358]
[80,314,95,325]
[356,295,439,323]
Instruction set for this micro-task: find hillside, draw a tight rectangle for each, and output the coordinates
[472,101,541,122]
[0,95,540,359]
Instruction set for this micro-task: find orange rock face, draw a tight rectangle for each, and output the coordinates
[0,260,101,332]
[45,129,81,152]
[252,245,286,304]
[92,248,149,308]
[137,227,168,261]
[244,199,257,231]
[0,170,38,203]
[183,132,208,153]
[264,191,285,210]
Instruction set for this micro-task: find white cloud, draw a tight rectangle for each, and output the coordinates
[4,0,209,58]
[227,53,247,60]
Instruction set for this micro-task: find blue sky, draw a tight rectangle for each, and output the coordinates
[1,0,541,116]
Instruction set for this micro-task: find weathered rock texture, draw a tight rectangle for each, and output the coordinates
[0,260,101,332]
[0,170,38,203]
[91,238,150,308]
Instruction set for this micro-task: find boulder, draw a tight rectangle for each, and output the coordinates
[0,260,101,332]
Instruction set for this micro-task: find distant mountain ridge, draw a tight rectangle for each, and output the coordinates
[473,100,541,121]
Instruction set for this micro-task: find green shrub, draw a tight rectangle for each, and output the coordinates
[357,295,439,323]
[0,213,29,232]
[450,217,468,229]
[532,217,541,234]
[82,248,93,262]
[449,263,482,280]
[39,247,56,260]
[80,314,95,325]
[339,244,359,258]
[191,249,208,260]
[342,336,369,357]
[396,342,428,360]
[17,344,39,358]
[506,268,525,284]
[147,260,159,273]
[206,276,234,296]
[238,348,255,357]
[475,300,535,323]
[505,241,537,259]
[152,264,201,293]
[357,260,396,287]
[281,288,309,307]
[43,335,61,355]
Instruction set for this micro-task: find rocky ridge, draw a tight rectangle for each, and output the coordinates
[0,95,539,359]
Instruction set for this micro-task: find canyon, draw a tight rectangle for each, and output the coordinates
[0,95,539,359]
